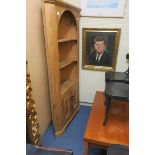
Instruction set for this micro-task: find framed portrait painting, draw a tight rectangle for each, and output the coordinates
[82,28,121,71]
[81,0,127,17]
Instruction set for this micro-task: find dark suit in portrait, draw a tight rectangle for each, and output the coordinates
[87,51,112,66]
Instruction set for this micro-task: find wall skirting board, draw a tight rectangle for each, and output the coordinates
[80,102,92,106]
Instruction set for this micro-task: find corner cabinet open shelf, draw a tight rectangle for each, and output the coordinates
[42,0,80,136]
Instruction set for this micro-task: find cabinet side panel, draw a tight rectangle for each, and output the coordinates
[42,3,62,132]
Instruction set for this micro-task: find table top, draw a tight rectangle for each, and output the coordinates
[83,91,129,147]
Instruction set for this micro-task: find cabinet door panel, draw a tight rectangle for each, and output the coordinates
[72,88,78,111]
[61,86,78,124]
[61,87,73,124]
[63,95,70,121]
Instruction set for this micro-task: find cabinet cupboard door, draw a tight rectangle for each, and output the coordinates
[61,86,78,124]
[61,88,72,124]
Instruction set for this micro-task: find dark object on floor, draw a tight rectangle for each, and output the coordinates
[107,144,129,155]
[100,148,107,155]
[103,82,129,125]
[26,144,73,155]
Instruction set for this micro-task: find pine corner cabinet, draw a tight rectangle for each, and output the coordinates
[42,0,81,136]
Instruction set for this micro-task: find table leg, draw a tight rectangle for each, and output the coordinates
[84,141,88,155]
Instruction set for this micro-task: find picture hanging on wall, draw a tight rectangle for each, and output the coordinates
[81,0,127,17]
[82,28,121,71]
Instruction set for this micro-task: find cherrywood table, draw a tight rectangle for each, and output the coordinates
[83,91,129,155]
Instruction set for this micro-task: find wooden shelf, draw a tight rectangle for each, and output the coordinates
[59,59,78,69]
[61,80,76,95]
[58,38,77,43]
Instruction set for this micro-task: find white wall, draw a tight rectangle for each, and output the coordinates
[64,0,129,103]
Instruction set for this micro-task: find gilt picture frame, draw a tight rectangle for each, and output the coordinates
[82,28,121,71]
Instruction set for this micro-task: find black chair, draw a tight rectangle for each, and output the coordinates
[26,144,73,155]
[105,71,129,83]
[105,53,129,83]
[107,144,129,155]
[103,82,129,125]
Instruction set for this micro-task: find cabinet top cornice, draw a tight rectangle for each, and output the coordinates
[43,0,81,12]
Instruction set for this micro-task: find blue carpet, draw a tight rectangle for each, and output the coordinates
[41,105,106,155]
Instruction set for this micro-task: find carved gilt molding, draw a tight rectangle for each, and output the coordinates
[26,61,40,144]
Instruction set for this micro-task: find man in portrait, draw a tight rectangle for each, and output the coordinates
[87,35,112,66]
